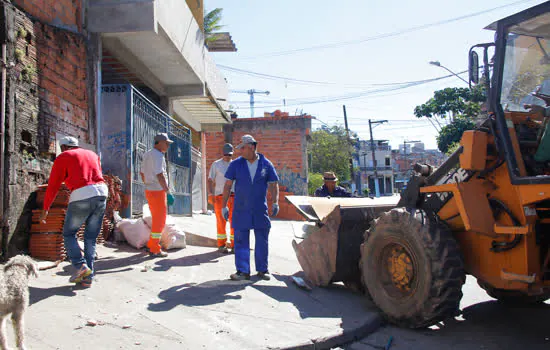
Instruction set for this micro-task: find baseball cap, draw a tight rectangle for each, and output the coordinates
[223,143,234,155]
[235,134,257,149]
[59,136,79,147]
[154,133,174,144]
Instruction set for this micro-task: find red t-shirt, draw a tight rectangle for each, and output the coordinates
[43,148,105,210]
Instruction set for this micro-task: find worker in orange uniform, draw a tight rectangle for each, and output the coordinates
[140,133,175,257]
[209,143,235,253]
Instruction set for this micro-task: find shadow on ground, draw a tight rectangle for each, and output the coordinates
[349,300,550,350]
[148,271,377,340]
[29,285,77,305]
[153,251,222,271]
[147,279,255,311]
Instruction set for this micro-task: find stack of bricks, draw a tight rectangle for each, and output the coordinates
[30,183,108,261]
[29,185,70,261]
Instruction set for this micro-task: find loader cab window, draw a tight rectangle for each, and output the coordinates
[498,12,550,180]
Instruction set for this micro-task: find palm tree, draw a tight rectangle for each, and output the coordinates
[204,8,224,45]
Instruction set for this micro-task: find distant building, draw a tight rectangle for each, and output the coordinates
[357,140,394,196]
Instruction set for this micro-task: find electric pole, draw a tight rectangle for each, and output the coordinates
[343,105,355,190]
[369,119,388,197]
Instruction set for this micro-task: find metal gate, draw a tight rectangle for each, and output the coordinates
[101,84,192,217]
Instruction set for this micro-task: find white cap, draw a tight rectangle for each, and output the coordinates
[59,136,79,147]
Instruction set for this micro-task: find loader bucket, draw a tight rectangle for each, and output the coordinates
[287,196,399,287]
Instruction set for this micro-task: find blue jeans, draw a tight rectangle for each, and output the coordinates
[234,228,269,274]
[62,196,107,276]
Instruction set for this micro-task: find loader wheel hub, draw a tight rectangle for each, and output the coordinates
[387,245,414,293]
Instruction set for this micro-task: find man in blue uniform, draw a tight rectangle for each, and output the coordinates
[221,134,279,281]
[314,171,352,197]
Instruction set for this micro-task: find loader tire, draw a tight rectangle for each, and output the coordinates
[360,208,465,328]
[477,280,550,305]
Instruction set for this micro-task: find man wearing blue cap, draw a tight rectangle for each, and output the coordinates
[221,134,279,281]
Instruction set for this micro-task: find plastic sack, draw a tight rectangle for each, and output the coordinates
[117,218,150,249]
[161,223,186,250]
[143,215,186,250]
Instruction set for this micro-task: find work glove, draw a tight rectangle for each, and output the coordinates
[222,206,229,221]
[167,193,175,206]
[271,203,279,217]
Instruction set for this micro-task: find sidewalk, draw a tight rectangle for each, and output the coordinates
[16,214,382,349]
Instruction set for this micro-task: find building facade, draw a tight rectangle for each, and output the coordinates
[357,140,394,196]
[0,0,232,258]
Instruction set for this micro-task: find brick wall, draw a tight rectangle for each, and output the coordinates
[2,3,92,258]
[12,0,83,32]
[204,116,312,221]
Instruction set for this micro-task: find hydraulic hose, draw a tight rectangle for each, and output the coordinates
[488,198,523,252]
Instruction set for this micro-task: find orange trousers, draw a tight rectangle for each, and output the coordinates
[213,195,234,248]
[145,190,167,253]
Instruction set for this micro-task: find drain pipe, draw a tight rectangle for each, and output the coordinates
[0,43,7,229]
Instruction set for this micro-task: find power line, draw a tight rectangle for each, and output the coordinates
[221,64,469,88]
[240,0,535,59]
[230,69,467,110]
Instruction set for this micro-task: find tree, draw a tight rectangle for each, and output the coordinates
[414,86,485,131]
[414,85,485,153]
[436,117,476,154]
[308,173,324,195]
[204,8,224,45]
[308,125,356,182]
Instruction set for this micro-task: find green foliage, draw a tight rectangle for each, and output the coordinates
[445,142,461,156]
[14,49,24,63]
[414,86,485,120]
[437,118,476,154]
[308,173,324,195]
[308,125,356,182]
[363,188,370,196]
[204,8,224,44]
[17,27,27,39]
[20,64,36,83]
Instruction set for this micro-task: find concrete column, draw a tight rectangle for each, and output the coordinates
[200,132,207,214]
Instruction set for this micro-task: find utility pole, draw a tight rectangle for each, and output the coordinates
[343,105,355,191]
[369,119,388,197]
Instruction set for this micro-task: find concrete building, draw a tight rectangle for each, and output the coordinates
[0,0,233,258]
[87,0,233,217]
[357,140,394,196]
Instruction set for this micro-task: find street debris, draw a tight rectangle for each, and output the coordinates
[123,325,132,329]
[86,320,98,327]
[291,276,312,291]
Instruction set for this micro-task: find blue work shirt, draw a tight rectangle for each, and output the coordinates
[314,184,352,197]
[225,153,279,230]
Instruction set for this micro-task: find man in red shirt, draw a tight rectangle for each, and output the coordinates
[39,136,108,288]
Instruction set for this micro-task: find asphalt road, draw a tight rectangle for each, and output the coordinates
[339,276,550,350]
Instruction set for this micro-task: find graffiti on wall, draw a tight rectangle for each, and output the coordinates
[277,166,307,195]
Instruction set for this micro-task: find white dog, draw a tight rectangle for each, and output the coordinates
[0,255,38,350]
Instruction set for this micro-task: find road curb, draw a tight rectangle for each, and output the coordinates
[272,313,384,350]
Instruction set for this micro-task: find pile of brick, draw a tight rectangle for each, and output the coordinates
[29,175,124,261]
[29,185,70,261]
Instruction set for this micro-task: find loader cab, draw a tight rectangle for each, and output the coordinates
[470,2,550,184]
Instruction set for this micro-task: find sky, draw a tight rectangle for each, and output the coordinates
[209,0,548,150]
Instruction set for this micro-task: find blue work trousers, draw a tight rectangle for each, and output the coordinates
[234,228,270,274]
[62,196,107,276]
